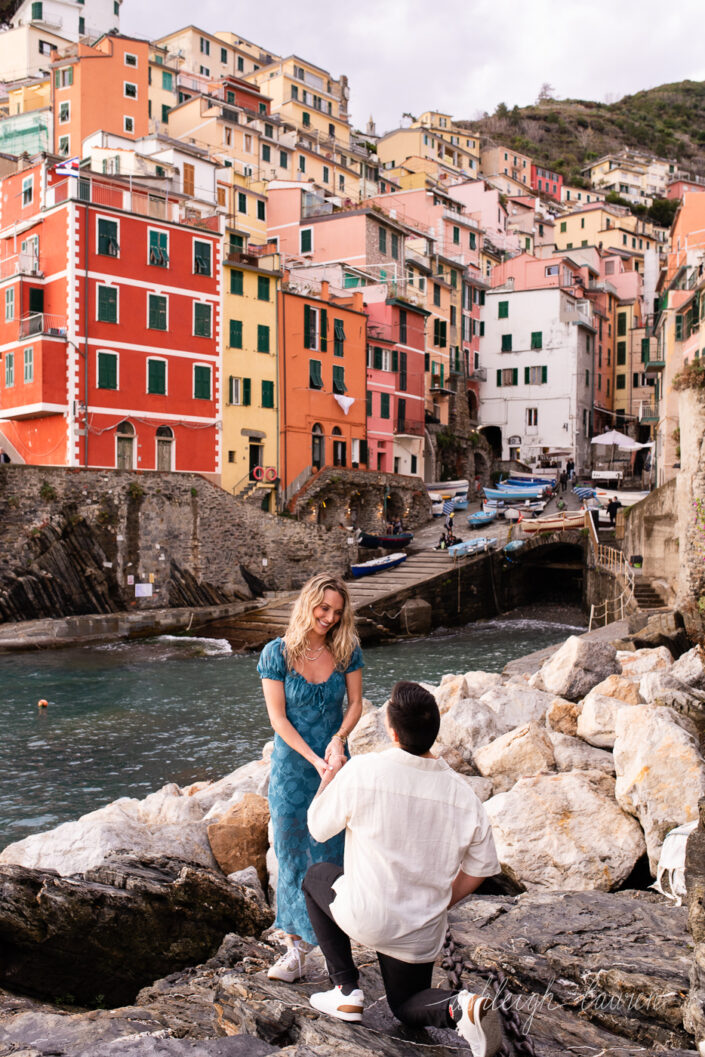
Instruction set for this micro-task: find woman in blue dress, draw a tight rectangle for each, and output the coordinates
[258,572,364,983]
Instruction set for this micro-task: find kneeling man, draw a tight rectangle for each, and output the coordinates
[304,680,502,1056]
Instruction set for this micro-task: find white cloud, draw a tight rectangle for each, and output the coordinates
[121,0,705,133]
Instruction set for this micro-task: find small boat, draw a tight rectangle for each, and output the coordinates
[351,552,407,578]
[357,531,414,549]
[453,492,469,510]
[593,488,650,507]
[573,486,596,501]
[504,478,552,492]
[425,478,469,497]
[429,492,445,517]
[521,511,586,534]
[448,536,497,558]
[484,498,546,517]
[507,472,557,486]
[484,485,546,502]
[503,539,525,553]
[467,510,496,527]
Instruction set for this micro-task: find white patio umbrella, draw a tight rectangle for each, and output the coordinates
[590,429,648,451]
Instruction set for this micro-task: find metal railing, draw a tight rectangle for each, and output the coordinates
[19,313,67,339]
[588,543,637,630]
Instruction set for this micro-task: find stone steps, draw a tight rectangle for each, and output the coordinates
[633,578,667,611]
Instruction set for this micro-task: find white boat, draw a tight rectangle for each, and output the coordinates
[592,488,650,507]
[351,552,407,578]
[429,492,445,517]
[522,511,586,534]
[425,478,469,498]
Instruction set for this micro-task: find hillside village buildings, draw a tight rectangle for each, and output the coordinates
[0,2,699,500]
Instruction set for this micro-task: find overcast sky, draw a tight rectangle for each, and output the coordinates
[121,0,705,136]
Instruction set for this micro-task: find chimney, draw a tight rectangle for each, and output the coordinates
[320,280,329,302]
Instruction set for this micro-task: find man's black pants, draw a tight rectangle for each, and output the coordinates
[302,862,456,1029]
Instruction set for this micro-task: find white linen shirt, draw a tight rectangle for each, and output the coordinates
[307,747,500,962]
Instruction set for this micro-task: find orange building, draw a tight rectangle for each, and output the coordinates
[278,280,367,490]
[51,34,149,158]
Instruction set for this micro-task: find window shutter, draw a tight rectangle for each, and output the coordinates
[496,369,502,387]
[320,308,328,352]
[261,380,274,408]
[242,377,251,405]
[391,349,398,371]
[524,366,530,384]
[228,375,235,403]
[257,324,270,353]
[359,439,368,464]
[512,368,518,386]
[230,270,243,295]
[373,346,383,370]
[399,351,407,391]
[304,304,312,349]
[194,365,210,399]
[641,338,649,362]
[542,365,548,384]
[333,365,346,393]
[148,359,165,394]
[230,319,242,348]
[366,390,372,415]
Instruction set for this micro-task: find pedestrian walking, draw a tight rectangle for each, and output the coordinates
[559,469,567,492]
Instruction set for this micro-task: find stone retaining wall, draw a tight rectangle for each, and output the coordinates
[0,466,351,622]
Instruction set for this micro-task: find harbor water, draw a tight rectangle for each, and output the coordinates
[0,604,586,848]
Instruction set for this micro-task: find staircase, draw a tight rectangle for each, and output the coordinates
[219,550,459,647]
[633,578,666,611]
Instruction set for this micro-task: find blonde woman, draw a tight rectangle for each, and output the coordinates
[258,573,364,983]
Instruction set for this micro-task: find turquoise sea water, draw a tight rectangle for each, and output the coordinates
[0,605,586,848]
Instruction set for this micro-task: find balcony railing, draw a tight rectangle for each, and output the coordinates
[639,401,660,422]
[394,419,424,437]
[0,252,42,281]
[644,357,666,373]
[19,314,67,339]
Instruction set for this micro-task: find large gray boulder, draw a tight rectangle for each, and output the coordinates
[671,644,705,690]
[474,722,555,793]
[548,731,615,775]
[485,770,646,891]
[614,705,705,873]
[0,856,273,1007]
[534,636,619,701]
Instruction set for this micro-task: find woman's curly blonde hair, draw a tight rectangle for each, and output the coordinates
[283,573,358,671]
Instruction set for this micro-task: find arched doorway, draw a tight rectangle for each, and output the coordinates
[312,423,324,470]
[467,388,479,422]
[156,425,174,471]
[116,420,135,469]
[480,425,502,460]
[332,426,346,467]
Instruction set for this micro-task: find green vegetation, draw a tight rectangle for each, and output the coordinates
[39,481,57,502]
[463,79,705,196]
[127,481,144,500]
[673,361,705,391]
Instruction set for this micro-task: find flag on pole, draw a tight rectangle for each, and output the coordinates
[54,157,80,177]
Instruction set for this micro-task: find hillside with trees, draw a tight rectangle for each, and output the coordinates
[461,79,705,190]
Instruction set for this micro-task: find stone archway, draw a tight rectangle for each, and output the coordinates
[480,425,502,460]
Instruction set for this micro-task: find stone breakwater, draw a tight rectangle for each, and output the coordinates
[1,633,705,1055]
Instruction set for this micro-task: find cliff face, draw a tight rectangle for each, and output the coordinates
[676,390,705,640]
[0,467,351,623]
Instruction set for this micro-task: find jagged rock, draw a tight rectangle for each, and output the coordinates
[207,794,269,887]
[485,770,646,891]
[588,673,643,704]
[576,694,639,749]
[192,760,271,820]
[0,796,217,875]
[617,646,674,680]
[672,644,705,691]
[478,683,556,728]
[435,746,475,774]
[433,673,469,713]
[548,731,615,774]
[638,673,705,741]
[349,703,390,756]
[685,800,705,1044]
[460,775,494,802]
[0,856,273,1007]
[545,696,582,735]
[614,706,705,873]
[462,670,503,696]
[533,635,619,701]
[474,723,555,794]
[436,697,506,762]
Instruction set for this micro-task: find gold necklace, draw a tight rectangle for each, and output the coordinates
[304,641,326,661]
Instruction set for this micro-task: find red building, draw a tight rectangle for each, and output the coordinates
[531,164,563,201]
[365,296,427,474]
[0,158,222,474]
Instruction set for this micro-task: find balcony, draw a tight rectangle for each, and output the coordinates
[394,419,424,438]
[0,252,42,281]
[639,401,660,423]
[19,314,67,339]
[429,375,453,394]
[644,356,666,373]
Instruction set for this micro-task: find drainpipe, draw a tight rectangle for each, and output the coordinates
[280,287,287,500]
[274,269,281,510]
[83,190,90,467]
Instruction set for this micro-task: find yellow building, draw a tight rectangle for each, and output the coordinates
[222,244,281,507]
[583,150,676,204]
[245,55,351,146]
[6,77,50,115]
[480,144,532,188]
[554,204,660,262]
[378,122,478,178]
[148,45,178,135]
[154,25,278,83]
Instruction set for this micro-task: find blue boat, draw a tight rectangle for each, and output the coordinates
[467,510,496,527]
[453,492,469,510]
[503,539,525,553]
[484,485,545,502]
[351,552,407,578]
[448,536,497,558]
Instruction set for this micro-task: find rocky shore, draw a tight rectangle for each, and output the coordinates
[1,625,705,1055]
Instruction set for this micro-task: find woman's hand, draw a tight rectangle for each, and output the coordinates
[324,735,345,765]
[312,755,333,782]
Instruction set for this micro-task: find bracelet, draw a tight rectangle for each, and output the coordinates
[333,731,347,745]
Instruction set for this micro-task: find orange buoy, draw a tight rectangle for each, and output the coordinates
[38,698,48,708]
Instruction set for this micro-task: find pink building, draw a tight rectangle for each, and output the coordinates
[365,296,427,474]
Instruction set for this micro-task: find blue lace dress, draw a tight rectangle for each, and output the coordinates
[257,636,364,944]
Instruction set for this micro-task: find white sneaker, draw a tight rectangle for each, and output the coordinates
[453,991,502,1057]
[310,985,364,1022]
[267,944,306,982]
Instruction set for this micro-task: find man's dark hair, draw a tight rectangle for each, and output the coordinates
[387,680,440,756]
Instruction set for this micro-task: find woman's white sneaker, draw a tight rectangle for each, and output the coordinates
[310,985,364,1022]
[267,944,306,982]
